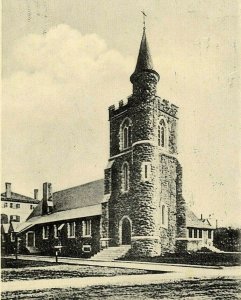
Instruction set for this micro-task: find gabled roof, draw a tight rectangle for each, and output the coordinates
[19,178,213,233]
[27,179,104,221]
[54,179,104,212]
[1,192,39,204]
[186,208,214,229]
[1,223,10,233]
[17,204,101,233]
[9,222,20,232]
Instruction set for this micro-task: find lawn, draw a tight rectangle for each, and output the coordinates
[1,258,60,269]
[2,278,241,299]
[121,252,241,266]
[1,258,161,282]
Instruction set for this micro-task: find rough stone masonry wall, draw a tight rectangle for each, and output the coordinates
[175,162,187,252]
[107,89,162,256]
[159,154,178,253]
[107,152,133,247]
[106,69,185,256]
[100,202,109,249]
[131,143,161,256]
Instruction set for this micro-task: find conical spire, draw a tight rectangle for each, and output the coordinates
[130,28,159,84]
[134,29,154,73]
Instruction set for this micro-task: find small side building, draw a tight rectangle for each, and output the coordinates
[185,208,215,252]
[18,181,104,257]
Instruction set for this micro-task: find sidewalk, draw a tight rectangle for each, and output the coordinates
[2,255,241,292]
[4,254,223,271]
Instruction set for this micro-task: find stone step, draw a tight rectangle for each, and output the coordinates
[90,246,131,261]
[206,245,223,253]
[26,246,40,254]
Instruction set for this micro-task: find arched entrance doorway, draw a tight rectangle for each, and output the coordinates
[120,217,131,245]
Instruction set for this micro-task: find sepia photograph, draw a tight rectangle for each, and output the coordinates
[1,0,241,299]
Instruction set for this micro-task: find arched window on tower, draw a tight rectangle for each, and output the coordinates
[122,162,129,192]
[123,127,128,149]
[120,118,132,150]
[158,119,167,148]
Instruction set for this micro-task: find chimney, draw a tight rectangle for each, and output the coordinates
[34,189,39,200]
[42,182,53,215]
[43,182,52,201]
[200,214,203,220]
[5,183,12,198]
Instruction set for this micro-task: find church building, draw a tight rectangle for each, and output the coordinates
[17,27,214,258]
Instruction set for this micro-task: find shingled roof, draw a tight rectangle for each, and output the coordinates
[19,178,213,233]
[134,29,154,73]
[27,179,104,221]
[186,207,214,229]
[1,192,39,204]
[130,29,160,84]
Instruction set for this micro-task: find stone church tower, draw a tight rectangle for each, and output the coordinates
[102,27,186,257]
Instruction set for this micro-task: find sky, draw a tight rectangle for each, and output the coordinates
[2,0,240,227]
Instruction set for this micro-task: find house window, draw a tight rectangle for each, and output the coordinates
[158,119,167,148]
[82,244,91,253]
[120,118,132,150]
[10,203,13,208]
[67,222,76,238]
[199,229,202,238]
[54,225,58,239]
[142,162,151,181]
[26,231,35,247]
[82,220,91,237]
[42,226,49,239]
[161,204,168,227]
[122,162,129,192]
[188,228,192,238]
[10,215,20,222]
[16,204,20,209]
[194,229,198,238]
[30,205,34,210]
[4,203,8,208]
[208,230,212,239]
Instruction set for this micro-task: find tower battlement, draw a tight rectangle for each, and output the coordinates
[109,96,179,119]
[157,97,179,118]
[108,96,131,119]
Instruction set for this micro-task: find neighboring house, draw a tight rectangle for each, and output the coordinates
[1,222,19,254]
[186,209,215,252]
[1,183,39,224]
[1,223,10,254]
[1,183,39,254]
[18,26,214,258]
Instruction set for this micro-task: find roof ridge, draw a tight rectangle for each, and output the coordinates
[1,191,35,200]
[53,178,104,194]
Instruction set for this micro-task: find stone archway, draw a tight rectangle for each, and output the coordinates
[120,216,132,245]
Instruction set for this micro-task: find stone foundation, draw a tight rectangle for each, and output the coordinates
[131,237,161,257]
[175,239,188,253]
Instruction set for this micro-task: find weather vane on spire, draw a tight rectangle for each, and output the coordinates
[141,10,147,30]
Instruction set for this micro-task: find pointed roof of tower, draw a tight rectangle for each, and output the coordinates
[134,29,154,73]
[130,28,159,84]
